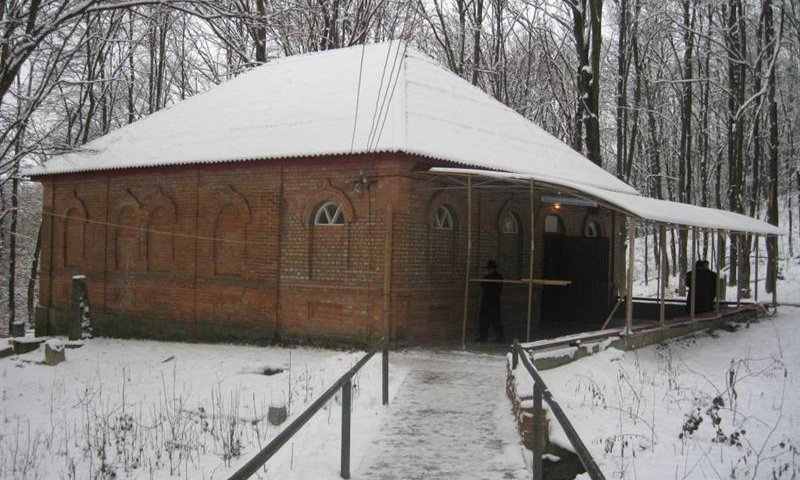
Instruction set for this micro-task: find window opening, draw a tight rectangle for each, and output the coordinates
[501,212,519,234]
[544,214,563,234]
[433,205,455,230]
[314,201,345,225]
[585,220,601,238]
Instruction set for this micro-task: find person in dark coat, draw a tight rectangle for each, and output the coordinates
[685,260,716,314]
[701,260,718,312]
[478,260,505,342]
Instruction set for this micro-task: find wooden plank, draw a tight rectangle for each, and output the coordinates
[469,278,572,286]
[625,219,635,334]
[526,180,536,342]
[461,175,472,350]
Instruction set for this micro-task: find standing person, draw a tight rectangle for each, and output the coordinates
[685,260,703,314]
[686,260,715,314]
[701,260,718,313]
[478,260,505,343]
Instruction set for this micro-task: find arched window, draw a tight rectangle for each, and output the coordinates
[544,214,564,234]
[501,212,519,234]
[585,220,601,238]
[432,205,455,230]
[314,201,345,225]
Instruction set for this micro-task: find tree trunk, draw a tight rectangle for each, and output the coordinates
[765,0,779,293]
[27,222,42,325]
[7,166,18,330]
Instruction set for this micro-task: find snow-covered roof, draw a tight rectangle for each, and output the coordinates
[429,168,784,236]
[26,41,637,195]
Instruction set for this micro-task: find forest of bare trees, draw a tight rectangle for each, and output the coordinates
[1,0,798,331]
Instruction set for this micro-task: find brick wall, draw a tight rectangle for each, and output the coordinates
[34,154,616,344]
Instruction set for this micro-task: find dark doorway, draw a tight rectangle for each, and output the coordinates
[542,235,611,329]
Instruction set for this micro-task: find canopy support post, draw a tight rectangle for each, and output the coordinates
[383,206,393,341]
[659,225,667,327]
[690,227,697,321]
[526,180,536,342]
[736,233,742,309]
[625,218,635,335]
[754,234,759,304]
[772,235,778,313]
[461,175,472,350]
[716,230,724,315]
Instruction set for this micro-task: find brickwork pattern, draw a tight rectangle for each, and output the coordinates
[36,154,615,343]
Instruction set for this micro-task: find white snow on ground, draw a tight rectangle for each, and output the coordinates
[514,308,800,479]
[0,338,406,479]
[356,350,529,479]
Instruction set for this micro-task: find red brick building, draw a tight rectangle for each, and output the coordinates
[32,42,771,345]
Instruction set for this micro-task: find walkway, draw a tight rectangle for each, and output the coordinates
[355,349,530,480]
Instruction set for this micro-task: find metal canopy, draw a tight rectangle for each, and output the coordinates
[428,167,784,236]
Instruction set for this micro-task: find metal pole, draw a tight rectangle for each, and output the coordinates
[532,383,544,480]
[754,235,759,304]
[383,207,393,340]
[341,378,352,479]
[461,175,472,349]
[690,228,697,321]
[659,225,667,326]
[382,347,389,406]
[625,219,636,334]
[526,180,536,342]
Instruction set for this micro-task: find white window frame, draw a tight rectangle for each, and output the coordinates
[544,214,562,234]
[501,212,519,234]
[433,205,455,230]
[314,201,345,225]
[585,220,601,238]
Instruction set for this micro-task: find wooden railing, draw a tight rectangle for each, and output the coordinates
[228,342,389,480]
[511,341,605,480]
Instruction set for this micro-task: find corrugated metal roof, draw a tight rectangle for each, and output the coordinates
[429,167,784,235]
[26,41,638,195]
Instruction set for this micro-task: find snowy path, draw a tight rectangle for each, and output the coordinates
[355,350,529,480]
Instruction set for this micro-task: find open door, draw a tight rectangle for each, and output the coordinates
[542,235,611,327]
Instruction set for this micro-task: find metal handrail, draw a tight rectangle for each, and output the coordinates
[228,342,389,480]
[511,341,605,480]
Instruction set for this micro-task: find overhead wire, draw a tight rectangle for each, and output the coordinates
[41,210,276,246]
[349,42,368,153]
[367,41,406,152]
[364,40,399,151]
[371,41,408,152]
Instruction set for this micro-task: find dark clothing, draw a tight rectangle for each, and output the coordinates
[479,271,504,341]
[685,268,717,314]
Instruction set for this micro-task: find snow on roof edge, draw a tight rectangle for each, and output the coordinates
[429,167,785,236]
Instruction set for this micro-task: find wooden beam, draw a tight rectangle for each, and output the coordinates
[382,207,393,340]
[461,175,472,349]
[716,230,723,315]
[690,227,697,321]
[659,225,667,326]
[736,233,742,308]
[754,234,759,304]
[625,219,635,335]
[526,180,536,342]
[469,278,571,286]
